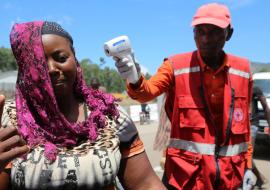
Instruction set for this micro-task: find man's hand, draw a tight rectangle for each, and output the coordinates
[242,169,257,190]
[114,55,141,84]
[0,95,29,172]
[264,126,270,135]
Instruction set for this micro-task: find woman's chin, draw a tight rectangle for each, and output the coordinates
[53,84,68,98]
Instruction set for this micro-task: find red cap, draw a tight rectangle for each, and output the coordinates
[191,3,231,28]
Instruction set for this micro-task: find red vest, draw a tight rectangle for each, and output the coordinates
[165,51,252,190]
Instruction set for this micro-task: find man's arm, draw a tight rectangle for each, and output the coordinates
[258,95,270,128]
[126,60,174,103]
[246,74,253,169]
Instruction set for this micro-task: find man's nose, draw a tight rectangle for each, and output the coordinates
[201,34,211,43]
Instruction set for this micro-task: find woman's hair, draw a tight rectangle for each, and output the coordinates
[10,21,119,161]
[41,21,75,55]
[41,21,73,44]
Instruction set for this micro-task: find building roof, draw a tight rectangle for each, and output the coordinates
[0,70,17,84]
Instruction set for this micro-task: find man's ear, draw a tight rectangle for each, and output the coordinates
[226,27,233,41]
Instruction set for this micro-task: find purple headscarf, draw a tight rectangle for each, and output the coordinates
[10,21,119,161]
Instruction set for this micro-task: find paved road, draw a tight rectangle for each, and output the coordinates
[136,121,270,189]
[253,144,270,189]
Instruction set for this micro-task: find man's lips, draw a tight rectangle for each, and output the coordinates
[200,47,216,50]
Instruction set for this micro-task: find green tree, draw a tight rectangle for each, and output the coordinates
[80,59,126,92]
[99,57,106,67]
[144,72,152,80]
[109,71,126,92]
[258,67,270,72]
[80,59,101,85]
[0,48,17,71]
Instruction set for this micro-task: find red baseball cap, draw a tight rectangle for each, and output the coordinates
[191,3,231,28]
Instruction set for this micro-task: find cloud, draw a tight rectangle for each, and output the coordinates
[57,16,74,26]
[126,0,145,2]
[3,2,13,10]
[10,17,23,28]
[8,15,74,30]
[43,15,74,26]
[2,2,22,11]
[218,0,255,9]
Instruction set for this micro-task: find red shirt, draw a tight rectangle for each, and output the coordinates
[197,52,228,142]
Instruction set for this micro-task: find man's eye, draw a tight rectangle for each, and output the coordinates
[194,29,205,36]
[197,30,204,35]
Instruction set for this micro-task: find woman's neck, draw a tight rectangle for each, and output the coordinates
[56,94,84,123]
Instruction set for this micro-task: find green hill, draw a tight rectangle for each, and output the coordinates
[251,62,270,73]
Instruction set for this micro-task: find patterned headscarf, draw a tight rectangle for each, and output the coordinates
[10,21,119,161]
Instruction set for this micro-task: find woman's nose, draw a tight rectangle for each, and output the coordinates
[47,60,60,77]
[47,59,58,72]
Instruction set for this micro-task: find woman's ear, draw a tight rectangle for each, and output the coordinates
[226,27,233,41]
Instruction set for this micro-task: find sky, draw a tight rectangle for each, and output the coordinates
[0,0,269,75]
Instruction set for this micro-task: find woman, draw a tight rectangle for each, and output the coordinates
[0,21,165,190]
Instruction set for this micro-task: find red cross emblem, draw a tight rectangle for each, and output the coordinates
[234,108,244,122]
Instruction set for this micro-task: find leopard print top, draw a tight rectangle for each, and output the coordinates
[2,100,143,190]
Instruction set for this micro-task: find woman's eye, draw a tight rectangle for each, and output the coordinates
[58,56,67,63]
[53,53,68,63]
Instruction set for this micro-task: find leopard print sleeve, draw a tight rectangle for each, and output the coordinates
[1,99,17,128]
[116,106,145,158]
[116,106,138,143]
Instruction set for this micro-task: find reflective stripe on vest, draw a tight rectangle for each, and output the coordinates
[168,138,248,156]
[174,66,250,79]
[174,66,200,76]
[228,68,250,79]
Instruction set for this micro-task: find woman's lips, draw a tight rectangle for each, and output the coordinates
[53,79,66,86]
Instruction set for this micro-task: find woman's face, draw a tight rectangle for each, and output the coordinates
[42,34,77,98]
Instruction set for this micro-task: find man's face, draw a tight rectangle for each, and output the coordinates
[90,79,100,90]
[194,24,228,59]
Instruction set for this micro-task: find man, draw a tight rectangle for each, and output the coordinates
[90,77,101,90]
[90,77,107,92]
[141,103,150,119]
[248,85,270,188]
[114,3,254,190]
[251,86,270,132]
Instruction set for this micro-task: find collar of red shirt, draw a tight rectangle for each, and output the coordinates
[196,51,230,75]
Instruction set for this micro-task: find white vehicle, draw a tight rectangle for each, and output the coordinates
[252,72,270,145]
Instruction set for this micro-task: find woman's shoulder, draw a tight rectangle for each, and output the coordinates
[114,105,145,158]
[114,105,139,143]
